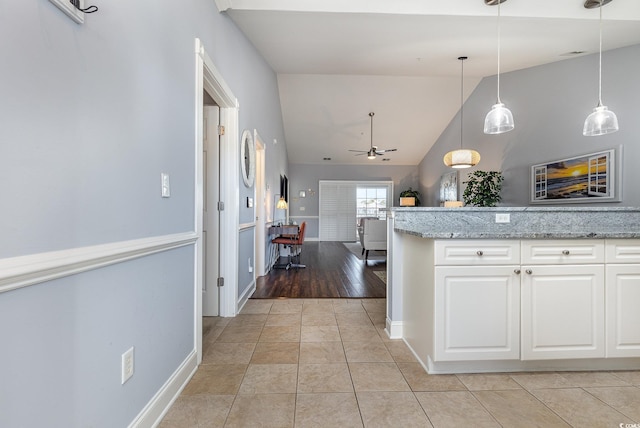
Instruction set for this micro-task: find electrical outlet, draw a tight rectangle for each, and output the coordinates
[495,213,510,223]
[121,347,134,385]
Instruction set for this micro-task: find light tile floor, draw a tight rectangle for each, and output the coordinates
[160,299,640,427]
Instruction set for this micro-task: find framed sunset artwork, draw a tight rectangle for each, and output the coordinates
[530,148,621,203]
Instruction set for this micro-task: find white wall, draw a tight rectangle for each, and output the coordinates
[0,1,287,426]
[418,44,640,207]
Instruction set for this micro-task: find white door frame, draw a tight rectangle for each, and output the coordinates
[194,38,239,364]
[254,130,266,276]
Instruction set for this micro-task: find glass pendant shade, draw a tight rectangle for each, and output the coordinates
[583,104,618,136]
[443,149,481,169]
[583,0,619,136]
[484,102,515,134]
[484,0,514,135]
[276,197,288,209]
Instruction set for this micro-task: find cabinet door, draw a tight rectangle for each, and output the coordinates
[434,266,521,361]
[606,265,640,357]
[521,265,605,360]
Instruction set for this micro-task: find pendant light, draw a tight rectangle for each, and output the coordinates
[444,57,481,169]
[276,197,288,210]
[583,0,619,136]
[484,0,514,135]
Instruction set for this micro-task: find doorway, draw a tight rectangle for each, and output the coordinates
[195,38,239,364]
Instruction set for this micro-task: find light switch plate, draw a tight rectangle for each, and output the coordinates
[49,0,85,23]
[121,347,134,384]
[161,173,171,198]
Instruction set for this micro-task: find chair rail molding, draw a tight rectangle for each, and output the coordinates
[0,232,197,294]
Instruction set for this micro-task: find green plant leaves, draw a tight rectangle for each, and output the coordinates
[462,171,504,207]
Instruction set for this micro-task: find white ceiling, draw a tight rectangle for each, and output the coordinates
[216,0,640,165]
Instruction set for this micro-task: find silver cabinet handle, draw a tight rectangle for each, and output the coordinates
[562,250,570,255]
[477,251,484,256]
[514,269,521,274]
[526,269,533,274]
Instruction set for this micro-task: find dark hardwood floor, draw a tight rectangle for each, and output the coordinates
[251,241,386,299]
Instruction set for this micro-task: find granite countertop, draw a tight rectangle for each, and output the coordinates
[386,206,640,239]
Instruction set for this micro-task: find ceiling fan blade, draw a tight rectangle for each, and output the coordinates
[374,148,397,155]
[348,149,367,153]
[354,152,368,156]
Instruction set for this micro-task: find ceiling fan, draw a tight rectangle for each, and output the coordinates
[348,112,397,159]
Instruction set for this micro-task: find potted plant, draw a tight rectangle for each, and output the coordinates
[462,171,504,207]
[399,187,421,207]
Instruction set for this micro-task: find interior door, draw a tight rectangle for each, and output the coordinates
[203,105,220,316]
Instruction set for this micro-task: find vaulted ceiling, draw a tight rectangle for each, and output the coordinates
[215,0,640,165]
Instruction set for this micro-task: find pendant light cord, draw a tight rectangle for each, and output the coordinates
[597,0,603,107]
[496,0,502,104]
[460,58,465,149]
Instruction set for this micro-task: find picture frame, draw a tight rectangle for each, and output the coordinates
[240,129,256,188]
[439,171,458,205]
[530,147,621,204]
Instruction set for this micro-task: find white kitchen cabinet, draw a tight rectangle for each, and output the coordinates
[605,264,640,357]
[521,264,605,360]
[434,266,521,361]
[605,240,640,357]
[400,236,640,373]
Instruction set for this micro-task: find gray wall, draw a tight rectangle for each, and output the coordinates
[418,44,640,207]
[288,163,419,239]
[0,1,287,426]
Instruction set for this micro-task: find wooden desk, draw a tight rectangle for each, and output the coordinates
[270,225,299,236]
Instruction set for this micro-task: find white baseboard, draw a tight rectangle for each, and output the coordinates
[385,318,403,339]
[237,279,256,313]
[129,350,198,428]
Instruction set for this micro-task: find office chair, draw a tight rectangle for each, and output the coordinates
[271,222,307,270]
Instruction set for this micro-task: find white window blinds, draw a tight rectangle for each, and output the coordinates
[319,181,357,241]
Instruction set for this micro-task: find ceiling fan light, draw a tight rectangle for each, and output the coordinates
[484,102,515,134]
[443,149,481,169]
[367,149,376,159]
[583,105,619,136]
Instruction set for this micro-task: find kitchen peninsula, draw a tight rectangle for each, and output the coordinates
[385,207,640,374]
